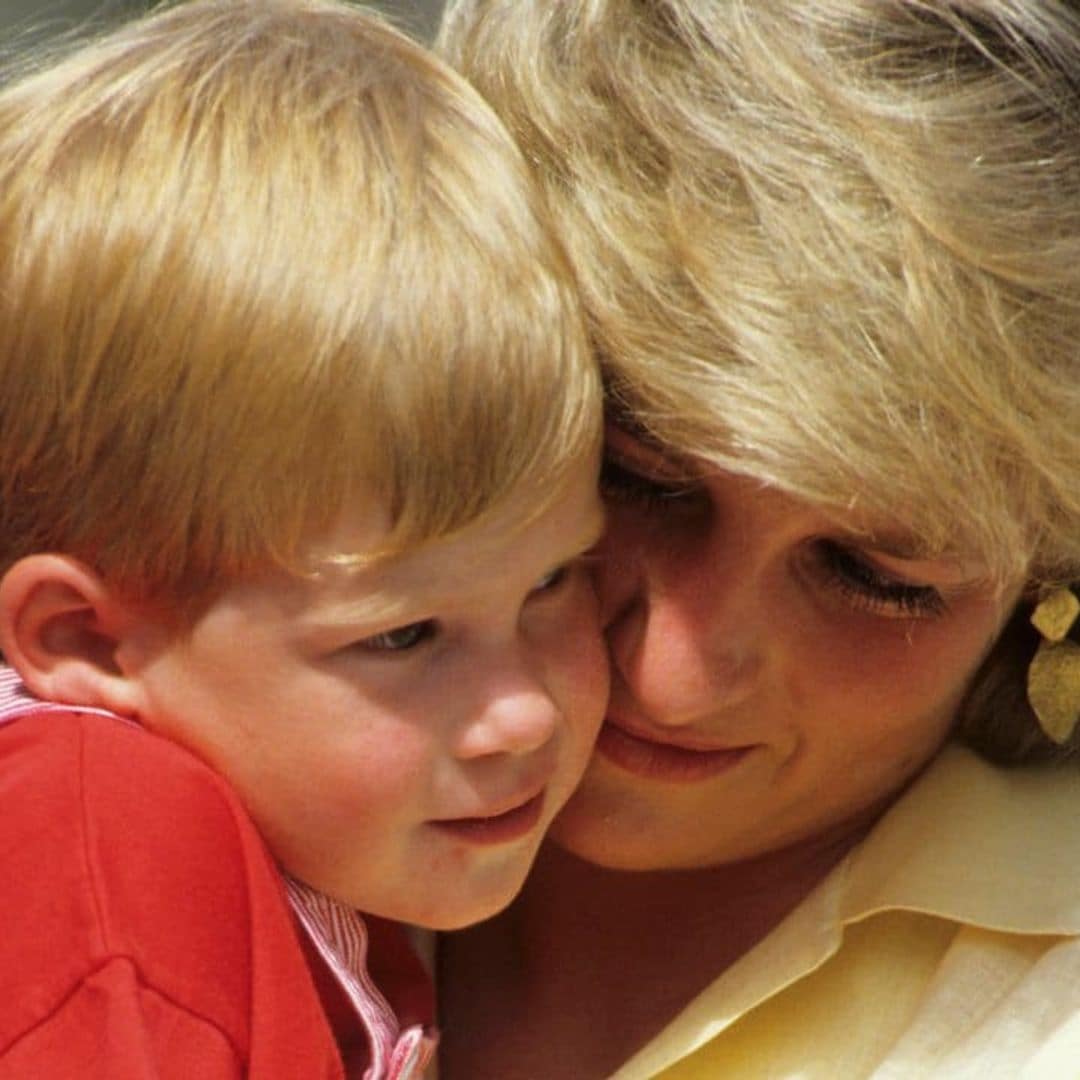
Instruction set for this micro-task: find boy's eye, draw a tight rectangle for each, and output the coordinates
[531,557,593,595]
[814,541,946,619]
[356,620,436,653]
[533,565,569,592]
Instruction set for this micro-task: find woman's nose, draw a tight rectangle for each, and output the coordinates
[599,534,763,727]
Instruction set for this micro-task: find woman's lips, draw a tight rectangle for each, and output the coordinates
[595,720,753,782]
[430,791,546,845]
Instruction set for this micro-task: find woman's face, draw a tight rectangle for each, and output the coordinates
[549,425,1023,871]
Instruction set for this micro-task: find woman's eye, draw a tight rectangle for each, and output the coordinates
[816,541,946,619]
[356,620,435,653]
[600,455,698,512]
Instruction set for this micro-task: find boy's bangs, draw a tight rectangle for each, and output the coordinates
[0,0,600,609]
[288,229,599,571]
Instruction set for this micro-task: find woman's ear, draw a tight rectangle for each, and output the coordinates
[0,554,149,717]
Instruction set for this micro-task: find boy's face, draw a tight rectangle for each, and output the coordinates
[122,460,607,928]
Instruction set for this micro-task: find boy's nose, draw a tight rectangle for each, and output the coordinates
[454,671,561,759]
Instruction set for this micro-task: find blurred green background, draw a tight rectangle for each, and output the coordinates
[0,0,446,45]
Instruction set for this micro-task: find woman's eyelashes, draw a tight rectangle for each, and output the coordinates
[600,453,701,512]
[814,540,947,619]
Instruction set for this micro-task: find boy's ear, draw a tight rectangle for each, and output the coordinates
[0,554,149,717]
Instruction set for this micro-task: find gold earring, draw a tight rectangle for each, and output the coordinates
[1027,586,1080,744]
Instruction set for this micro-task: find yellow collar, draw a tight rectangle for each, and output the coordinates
[611,745,1080,1079]
[840,743,1080,934]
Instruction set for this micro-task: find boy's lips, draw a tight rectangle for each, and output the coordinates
[595,718,754,782]
[430,790,547,845]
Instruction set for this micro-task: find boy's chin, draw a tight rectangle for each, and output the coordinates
[407,883,526,932]
[343,865,536,931]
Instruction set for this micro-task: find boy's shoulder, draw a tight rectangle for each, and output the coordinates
[0,705,272,884]
[0,709,324,1065]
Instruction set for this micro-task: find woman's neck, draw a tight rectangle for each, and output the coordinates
[438,823,871,1080]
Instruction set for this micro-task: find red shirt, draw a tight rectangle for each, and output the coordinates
[0,708,431,1078]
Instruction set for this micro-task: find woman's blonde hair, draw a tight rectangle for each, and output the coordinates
[441,0,1080,762]
[0,0,599,613]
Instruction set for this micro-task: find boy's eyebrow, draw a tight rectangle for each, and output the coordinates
[309,505,605,633]
[307,589,421,633]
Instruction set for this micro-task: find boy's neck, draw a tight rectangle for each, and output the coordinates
[438,829,868,1080]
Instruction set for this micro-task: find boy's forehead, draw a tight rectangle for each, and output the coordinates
[300,473,605,622]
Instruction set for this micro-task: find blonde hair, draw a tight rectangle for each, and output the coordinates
[441,0,1080,762]
[0,0,599,612]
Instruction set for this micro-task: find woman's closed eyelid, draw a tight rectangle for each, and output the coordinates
[812,540,947,619]
[604,427,690,477]
[599,453,705,509]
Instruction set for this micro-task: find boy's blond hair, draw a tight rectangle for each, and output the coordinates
[441,0,1080,762]
[0,0,598,612]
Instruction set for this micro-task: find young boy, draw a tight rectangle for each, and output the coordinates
[0,1,607,1076]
